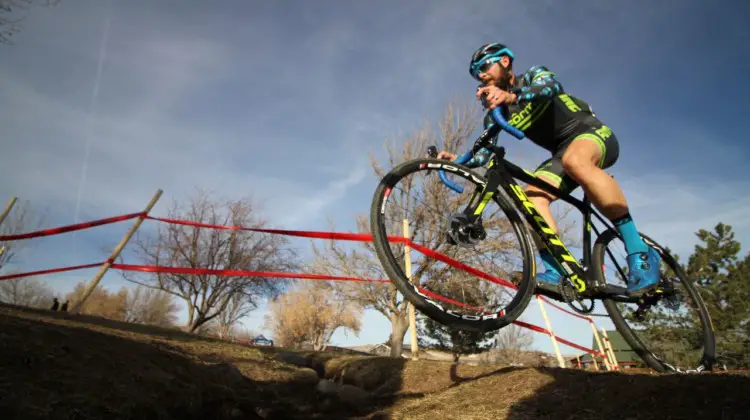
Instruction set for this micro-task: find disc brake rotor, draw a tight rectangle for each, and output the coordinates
[446,212,486,248]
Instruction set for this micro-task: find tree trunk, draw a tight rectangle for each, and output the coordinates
[189,315,206,333]
[186,302,195,330]
[389,312,409,358]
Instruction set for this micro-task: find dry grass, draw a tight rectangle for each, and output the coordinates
[1,303,749,420]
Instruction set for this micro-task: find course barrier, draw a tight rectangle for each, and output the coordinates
[0,193,616,369]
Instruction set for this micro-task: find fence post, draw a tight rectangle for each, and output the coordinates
[536,296,566,368]
[601,328,620,370]
[403,218,419,361]
[71,189,163,314]
[590,321,610,371]
[0,197,18,228]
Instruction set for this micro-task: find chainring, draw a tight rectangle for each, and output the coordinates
[560,277,596,314]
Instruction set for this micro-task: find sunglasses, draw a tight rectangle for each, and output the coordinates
[470,47,514,80]
[471,56,502,80]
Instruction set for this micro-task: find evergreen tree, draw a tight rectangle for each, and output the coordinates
[416,273,496,362]
[613,223,749,369]
[686,223,750,368]
[418,316,495,363]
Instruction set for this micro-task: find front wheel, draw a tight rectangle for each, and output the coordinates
[593,228,716,372]
[369,157,537,332]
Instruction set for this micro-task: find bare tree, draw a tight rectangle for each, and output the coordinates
[231,325,258,343]
[214,292,255,339]
[265,282,362,351]
[0,0,60,44]
[491,321,535,364]
[122,189,299,332]
[309,222,411,356]
[65,281,128,320]
[310,101,524,357]
[310,99,583,358]
[0,199,44,271]
[122,285,180,327]
[0,199,51,308]
[0,275,53,308]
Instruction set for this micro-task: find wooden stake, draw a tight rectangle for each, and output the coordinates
[404,219,418,361]
[601,328,620,370]
[590,322,610,371]
[536,296,566,368]
[71,189,163,314]
[0,197,18,228]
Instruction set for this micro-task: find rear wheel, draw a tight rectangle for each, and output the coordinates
[369,157,537,332]
[593,228,716,372]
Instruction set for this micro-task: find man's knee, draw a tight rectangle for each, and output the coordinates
[561,150,597,181]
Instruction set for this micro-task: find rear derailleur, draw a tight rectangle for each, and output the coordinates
[446,212,486,248]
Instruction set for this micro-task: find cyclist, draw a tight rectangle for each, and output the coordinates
[437,43,661,297]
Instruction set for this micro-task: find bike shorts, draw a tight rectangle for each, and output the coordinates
[532,119,620,196]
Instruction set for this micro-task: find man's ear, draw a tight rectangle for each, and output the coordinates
[501,56,512,68]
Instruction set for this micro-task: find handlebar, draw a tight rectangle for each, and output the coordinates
[489,107,525,140]
[430,106,525,193]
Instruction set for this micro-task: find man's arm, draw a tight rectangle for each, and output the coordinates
[510,65,563,102]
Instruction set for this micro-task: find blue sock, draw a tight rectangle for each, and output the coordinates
[539,249,563,275]
[613,212,648,255]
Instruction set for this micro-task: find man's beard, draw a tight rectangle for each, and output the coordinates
[496,64,512,90]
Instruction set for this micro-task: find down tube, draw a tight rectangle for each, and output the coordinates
[498,177,588,293]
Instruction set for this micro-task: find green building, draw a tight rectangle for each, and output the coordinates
[571,329,642,369]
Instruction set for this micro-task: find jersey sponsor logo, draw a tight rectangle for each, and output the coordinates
[509,102,535,126]
[595,125,612,139]
[508,101,550,131]
[559,94,582,112]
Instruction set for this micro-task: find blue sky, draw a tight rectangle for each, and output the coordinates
[2,0,749,357]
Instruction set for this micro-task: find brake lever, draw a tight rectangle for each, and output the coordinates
[427,145,438,158]
[425,145,438,175]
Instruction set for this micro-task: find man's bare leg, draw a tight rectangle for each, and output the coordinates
[561,137,662,296]
[524,177,566,281]
[560,139,648,256]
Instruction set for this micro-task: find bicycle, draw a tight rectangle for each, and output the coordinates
[369,106,716,373]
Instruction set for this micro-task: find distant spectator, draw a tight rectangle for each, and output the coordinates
[50,298,59,311]
[60,300,69,312]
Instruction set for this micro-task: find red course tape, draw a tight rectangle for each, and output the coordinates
[0,211,603,357]
[0,212,144,241]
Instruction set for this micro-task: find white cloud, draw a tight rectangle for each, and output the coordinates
[617,174,750,258]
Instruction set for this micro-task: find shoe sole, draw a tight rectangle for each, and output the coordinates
[626,284,658,298]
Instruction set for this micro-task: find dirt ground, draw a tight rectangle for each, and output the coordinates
[1,303,749,420]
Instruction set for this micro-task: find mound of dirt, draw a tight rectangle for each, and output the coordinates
[1,303,749,420]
